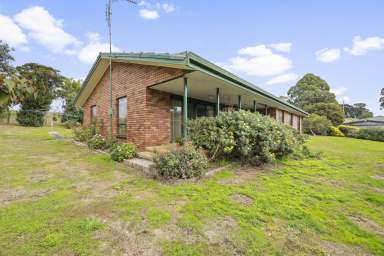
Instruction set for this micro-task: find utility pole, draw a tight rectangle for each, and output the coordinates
[106,0,137,138]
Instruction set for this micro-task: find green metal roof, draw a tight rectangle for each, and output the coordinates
[75,51,308,115]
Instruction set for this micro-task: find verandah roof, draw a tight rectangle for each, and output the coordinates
[74,51,307,116]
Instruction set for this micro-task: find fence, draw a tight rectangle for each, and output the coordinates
[0,110,63,126]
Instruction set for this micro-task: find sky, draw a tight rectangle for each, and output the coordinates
[0,0,383,115]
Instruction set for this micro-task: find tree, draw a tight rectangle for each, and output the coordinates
[0,41,34,123]
[288,73,344,125]
[16,63,63,127]
[303,114,332,135]
[380,88,384,110]
[305,102,344,125]
[0,40,14,75]
[59,78,83,124]
[343,103,373,119]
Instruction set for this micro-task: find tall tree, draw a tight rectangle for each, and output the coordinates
[288,73,344,125]
[0,40,14,75]
[343,103,374,119]
[16,63,63,127]
[0,41,34,123]
[59,78,83,124]
[380,88,384,110]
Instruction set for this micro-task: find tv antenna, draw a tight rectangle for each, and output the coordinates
[105,0,137,137]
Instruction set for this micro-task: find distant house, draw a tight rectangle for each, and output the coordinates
[74,51,307,149]
[343,116,384,128]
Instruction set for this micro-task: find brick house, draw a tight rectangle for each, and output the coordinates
[74,51,307,150]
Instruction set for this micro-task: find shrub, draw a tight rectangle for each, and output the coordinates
[188,111,304,165]
[290,145,322,160]
[303,114,332,135]
[353,128,384,142]
[110,143,137,162]
[337,125,359,137]
[154,145,208,179]
[73,126,93,142]
[329,126,345,137]
[16,110,45,127]
[63,120,80,129]
[87,134,108,150]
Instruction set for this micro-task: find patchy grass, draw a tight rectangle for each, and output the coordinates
[0,125,383,255]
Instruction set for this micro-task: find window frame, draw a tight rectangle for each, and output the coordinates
[116,96,128,138]
[90,105,97,124]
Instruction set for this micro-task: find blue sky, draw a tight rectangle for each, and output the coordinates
[0,0,383,114]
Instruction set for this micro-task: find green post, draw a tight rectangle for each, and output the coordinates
[216,88,220,116]
[183,77,188,141]
[253,100,257,112]
[238,95,242,111]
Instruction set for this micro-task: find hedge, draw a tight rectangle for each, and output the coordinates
[188,111,304,165]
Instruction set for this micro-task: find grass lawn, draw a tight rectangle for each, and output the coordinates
[0,125,383,255]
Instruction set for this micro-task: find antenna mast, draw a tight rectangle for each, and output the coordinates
[106,0,137,138]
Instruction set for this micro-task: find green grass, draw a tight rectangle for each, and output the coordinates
[0,125,383,255]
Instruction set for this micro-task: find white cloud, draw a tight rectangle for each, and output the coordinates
[14,6,81,54]
[266,73,299,85]
[238,45,272,56]
[220,44,293,77]
[315,48,341,63]
[162,3,175,13]
[138,1,175,19]
[330,87,347,97]
[344,36,384,56]
[269,42,292,53]
[331,87,350,103]
[77,33,120,64]
[139,9,160,20]
[0,15,27,47]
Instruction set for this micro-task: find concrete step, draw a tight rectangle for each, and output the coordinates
[145,143,177,154]
[124,158,156,176]
[137,151,156,161]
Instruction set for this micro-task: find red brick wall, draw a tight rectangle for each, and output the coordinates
[83,62,185,149]
[271,109,302,132]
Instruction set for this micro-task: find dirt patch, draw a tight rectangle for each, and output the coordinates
[203,216,238,244]
[230,194,253,205]
[372,175,384,181]
[0,188,54,205]
[75,181,120,204]
[320,240,371,256]
[95,220,161,256]
[29,172,54,183]
[348,215,384,237]
[219,164,278,185]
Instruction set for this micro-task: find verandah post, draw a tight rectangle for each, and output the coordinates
[216,88,220,116]
[253,100,257,112]
[183,77,188,141]
[238,95,242,111]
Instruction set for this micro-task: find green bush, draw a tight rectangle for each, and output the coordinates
[337,125,359,137]
[63,120,80,129]
[353,128,384,142]
[16,110,45,127]
[329,126,345,137]
[110,143,137,162]
[154,145,208,179]
[303,114,332,135]
[73,126,93,142]
[87,134,108,150]
[188,111,304,165]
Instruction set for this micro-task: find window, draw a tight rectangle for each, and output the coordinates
[91,105,96,123]
[289,113,293,126]
[276,110,283,123]
[117,97,127,137]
